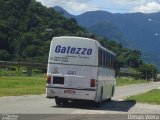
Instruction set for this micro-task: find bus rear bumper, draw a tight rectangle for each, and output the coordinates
[46,87,96,101]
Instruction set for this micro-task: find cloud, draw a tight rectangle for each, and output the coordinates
[113,0,160,13]
[113,0,145,4]
[36,0,90,7]
[36,0,98,15]
[133,2,160,13]
[63,0,98,12]
[36,0,160,14]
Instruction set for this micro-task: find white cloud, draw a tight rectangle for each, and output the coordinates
[36,0,89,7]
[113,0,145,4]
[133,2,160,13]
[64,1,98,13]
[36,0,98,15]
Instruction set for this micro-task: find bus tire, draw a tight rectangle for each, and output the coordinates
[55,97,62,106]
[61,99,69,106]
[106,98,111,102]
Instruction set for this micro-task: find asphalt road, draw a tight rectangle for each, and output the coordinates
[0,82,160,120]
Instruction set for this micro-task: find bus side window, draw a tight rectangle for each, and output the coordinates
[101,50,103,67]
[98,48,102,66]
[111,55,113,68]
[102,50,105,67]
[108,54,110,68]
[106,52,108,68]
[105,52,107,67]
[113,56,116,69]
[98,48,116,69]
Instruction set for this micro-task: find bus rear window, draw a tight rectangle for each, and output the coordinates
[53,76,64,84]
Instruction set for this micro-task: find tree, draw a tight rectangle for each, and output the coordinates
[0,50,11,61]
[139,64,157,81]
[124,50,142,68]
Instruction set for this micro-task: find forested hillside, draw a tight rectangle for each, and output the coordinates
[0,0,142,68]
[0,0,86,62]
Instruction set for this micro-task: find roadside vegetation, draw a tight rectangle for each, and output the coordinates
[0,75,45,97]
[0,67,151,97]
[116,77,149,86]
[0,68,46,97]
[0,75,150,97]
[125,89,160,105]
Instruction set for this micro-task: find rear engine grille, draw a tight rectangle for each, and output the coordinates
[53,76,64,84]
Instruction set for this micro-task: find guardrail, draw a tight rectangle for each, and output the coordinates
[0,61,47,69]
[0,61,47,76]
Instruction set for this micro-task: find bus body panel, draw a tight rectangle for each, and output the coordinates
[46,87,96,100]
[48,37,97,66]
[46,64,98,101]
[97,67,116,101]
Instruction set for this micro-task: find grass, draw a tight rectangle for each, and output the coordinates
[116,77,149,86]
[0,75,46,97]
[0,69,151,97]
[125,89,160,105]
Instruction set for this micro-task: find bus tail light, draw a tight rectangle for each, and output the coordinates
[90,79,96,87]
[47,75,51,84]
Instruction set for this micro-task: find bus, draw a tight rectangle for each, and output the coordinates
[46,36,116,106]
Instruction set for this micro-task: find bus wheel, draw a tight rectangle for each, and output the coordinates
[106,98,111,102]
[61,99,69,106]
[55,97,62,106]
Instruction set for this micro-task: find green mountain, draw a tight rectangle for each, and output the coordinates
[76,11,160,69]
[87,22,133,47]
[53,6,160,69]
[0,0,142,69]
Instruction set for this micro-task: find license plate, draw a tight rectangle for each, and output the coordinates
[64,89,75,94]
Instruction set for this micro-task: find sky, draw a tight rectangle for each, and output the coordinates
[36,0,160,15]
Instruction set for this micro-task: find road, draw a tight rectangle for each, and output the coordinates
[0,82,160,120]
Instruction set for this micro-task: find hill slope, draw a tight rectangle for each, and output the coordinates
[0,0,85,62]
[53,6,160,68]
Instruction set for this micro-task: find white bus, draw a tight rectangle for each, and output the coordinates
[46,36,116,106]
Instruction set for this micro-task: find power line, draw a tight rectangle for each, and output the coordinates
[155,0,160,5]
